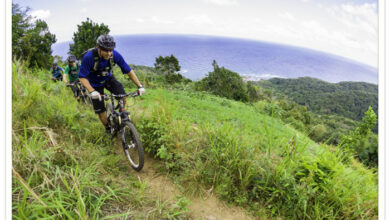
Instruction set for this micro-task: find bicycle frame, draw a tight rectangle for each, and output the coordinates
[103,91,138,135]
[102,91,144,171]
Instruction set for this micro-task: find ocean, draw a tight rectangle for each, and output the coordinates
[52,34,378,84]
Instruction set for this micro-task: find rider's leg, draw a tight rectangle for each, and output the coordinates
[91,86,109,130]
[99,112,111,134]
[106,76,126,111]
[75,84,80,101]
[98,112,108,125]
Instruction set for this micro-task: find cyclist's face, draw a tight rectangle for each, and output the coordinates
[99,47,113,60]
[69,61,76,67]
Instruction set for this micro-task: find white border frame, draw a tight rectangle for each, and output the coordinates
[3,0,388,219]
[5,0,12,219]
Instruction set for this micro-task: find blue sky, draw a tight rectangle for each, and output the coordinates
[13,0,378,67]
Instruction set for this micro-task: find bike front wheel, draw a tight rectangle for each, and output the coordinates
[80,90,91,105]
[121,121,144,171]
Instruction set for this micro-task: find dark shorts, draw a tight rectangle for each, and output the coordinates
[53,75,63,82]
[91,76,125,114]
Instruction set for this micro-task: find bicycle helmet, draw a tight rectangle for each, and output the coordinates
[97,34,116,50]
[67,55,76,63]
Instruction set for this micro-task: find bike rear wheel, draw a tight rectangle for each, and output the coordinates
[121,121,144,171]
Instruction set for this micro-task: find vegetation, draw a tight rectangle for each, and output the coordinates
[12,5,378,218]
[255,77,378,122]
[12,3,56,68]
[338,107,378,167]
[132,89,377,219]
[69,18,110,59]
[13,56,379,219]
[111,65,378,218]
[195,60,249,102]
[154,55,190,84]
[129,61,378,166]
[12,60,190,218]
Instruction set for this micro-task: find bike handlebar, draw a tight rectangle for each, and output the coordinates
[101,91,139,100]
[66,81,81,86]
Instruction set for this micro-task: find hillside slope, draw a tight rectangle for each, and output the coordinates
[12,61,195,219]
[255,77,378,121]
[12,62,378,219]
[129,88,377,218]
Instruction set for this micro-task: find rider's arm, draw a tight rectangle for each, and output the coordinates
[61,69,66,83]
[63,66,68,83]
[79,78,95,93]
[127,70,142,88]
[113,51,142,88]
[79,52,95,92]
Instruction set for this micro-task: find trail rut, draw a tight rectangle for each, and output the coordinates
[127,153,256,220]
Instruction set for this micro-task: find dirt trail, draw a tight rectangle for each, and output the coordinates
[130,154,256,220]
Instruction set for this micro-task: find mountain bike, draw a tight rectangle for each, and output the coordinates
[102,91,144,171]
[67,81,92,105]
[78,81,92,105]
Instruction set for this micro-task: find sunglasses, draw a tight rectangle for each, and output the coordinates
[101,47,113,52]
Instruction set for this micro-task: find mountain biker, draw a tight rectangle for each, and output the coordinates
[50,62,64,82]
[79,34,145,134]
[64,55,81,101]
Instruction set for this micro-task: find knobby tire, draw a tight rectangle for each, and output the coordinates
[122,121,144,171]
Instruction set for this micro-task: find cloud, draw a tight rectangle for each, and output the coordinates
[328,3,377,35]
[184,15,214,25]
[151,16,174,24]
[136,18,145,23]
[30,9,51,20]
[203,0,237,6]
[80,8,88,13]
[278,12,295,21]
[242,73,284,81]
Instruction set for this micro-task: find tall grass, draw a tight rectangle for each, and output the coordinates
[134,88,378,219]
[12,60,378,219]
[12,60,190,219]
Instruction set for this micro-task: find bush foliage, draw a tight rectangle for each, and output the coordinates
[12,3,56,68]
[196,60,248,102]
[69,18,110,59]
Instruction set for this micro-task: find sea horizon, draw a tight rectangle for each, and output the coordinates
[52,34,378,84]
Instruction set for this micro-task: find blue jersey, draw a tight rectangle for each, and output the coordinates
[51,67,63,78]
[79,49,132,87]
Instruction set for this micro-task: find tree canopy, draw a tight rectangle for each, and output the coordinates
[196,60,248,102]
[69,18,110,59]
[154,55,184,84]
[255,77,378,122]
[12,3,56,68]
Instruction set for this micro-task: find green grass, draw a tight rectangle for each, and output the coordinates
[131,88,378,219]
[12,60,378,219]
[12,60,190,219]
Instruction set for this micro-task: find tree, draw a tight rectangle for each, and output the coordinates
[12,3,56,68]
[12,3,31,58]
[197,60,248,102]
[338,106,378,166]
[247,81,264,102]
[69,18,110,59]
[154,55,182,84]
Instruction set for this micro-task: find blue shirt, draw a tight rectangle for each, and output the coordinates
[50,67,63,78]
[79,49,132,87]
